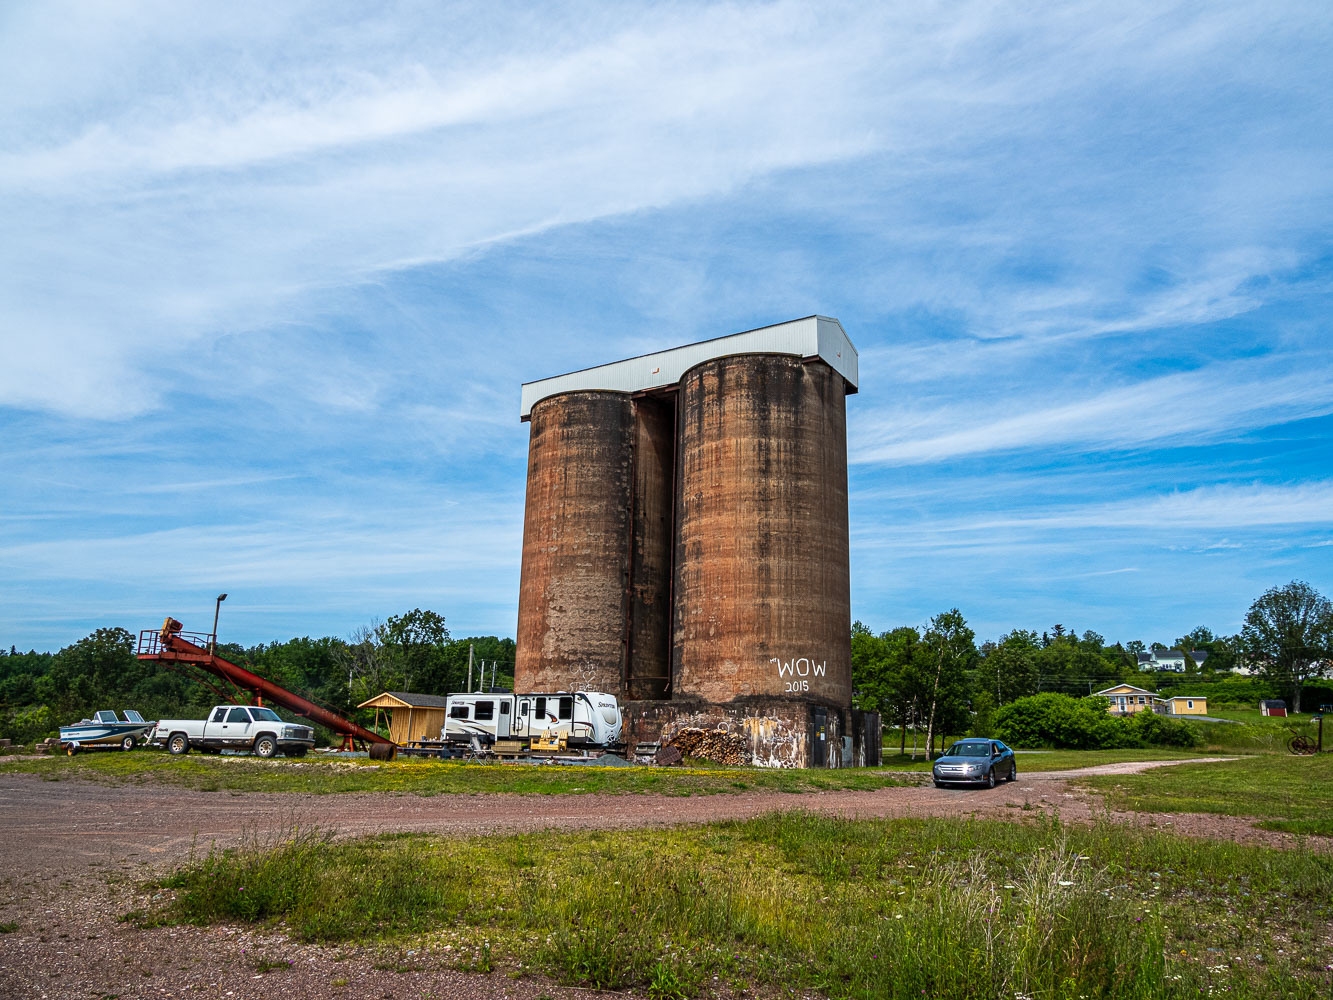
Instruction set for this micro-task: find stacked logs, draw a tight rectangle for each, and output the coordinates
[665,727,749,765]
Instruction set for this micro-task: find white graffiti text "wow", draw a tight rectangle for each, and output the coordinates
[771,657,826,678]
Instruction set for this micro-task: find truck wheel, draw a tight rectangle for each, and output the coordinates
[120,736,135,752]
[168,733,190,756]
[254,735,278,759]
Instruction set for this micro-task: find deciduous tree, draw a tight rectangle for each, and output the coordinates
[1241,581,1333,713]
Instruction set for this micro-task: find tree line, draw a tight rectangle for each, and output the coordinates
[852,580,1333,753]
[2,581,1329,747]
[0,609,514,745]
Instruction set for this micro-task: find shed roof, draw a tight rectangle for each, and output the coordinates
[356,691,450,710]
[519,315,857,419]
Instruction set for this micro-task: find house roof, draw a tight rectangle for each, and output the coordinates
[1163,694,1206,701]
[356,691,451,710]
[1095,684,1157,697]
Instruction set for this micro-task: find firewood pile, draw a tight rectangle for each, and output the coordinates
[665,727,749,765]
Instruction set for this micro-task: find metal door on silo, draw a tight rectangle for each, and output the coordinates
[810,706,827,768]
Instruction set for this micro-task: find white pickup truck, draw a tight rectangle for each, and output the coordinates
[153,705,315,758]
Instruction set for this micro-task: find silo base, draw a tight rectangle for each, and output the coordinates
[623,699,881,769]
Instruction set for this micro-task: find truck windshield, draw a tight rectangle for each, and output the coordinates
[250,708,282,722]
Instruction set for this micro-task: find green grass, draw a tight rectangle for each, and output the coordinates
[882,748,1208,772]
[1076,753,1333,836]
[138,814,1333,999]
[1185,714,1325,754]
[0,750,915,796]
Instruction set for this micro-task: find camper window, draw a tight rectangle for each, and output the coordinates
[558,696,573,721]
[535,697,547,718]
[474,701,495,721]
[500,701,510,715]
[449,705,470,719]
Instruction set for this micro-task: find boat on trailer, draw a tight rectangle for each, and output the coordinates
[60,710,157,753]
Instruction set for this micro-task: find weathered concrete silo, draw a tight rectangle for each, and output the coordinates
[514,391,636,695]
[671,354,851,708]
[515,317,874,767]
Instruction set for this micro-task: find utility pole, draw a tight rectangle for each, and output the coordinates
[211,593,228,654]
[467,644,474,692]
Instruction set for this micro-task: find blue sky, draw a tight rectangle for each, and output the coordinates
[2,0,1330,652]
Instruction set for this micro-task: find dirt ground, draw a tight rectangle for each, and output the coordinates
[0,757,1313,1000]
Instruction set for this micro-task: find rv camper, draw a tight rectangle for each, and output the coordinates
[441,690,622,747]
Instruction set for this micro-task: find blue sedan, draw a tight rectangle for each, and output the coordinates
[932,739,1017,788]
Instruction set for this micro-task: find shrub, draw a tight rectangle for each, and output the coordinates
[994,693,1135,750]
[994,694,1202,750]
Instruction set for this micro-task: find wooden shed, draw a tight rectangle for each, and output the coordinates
[356,691,450,745]
[1159,695,1207,716]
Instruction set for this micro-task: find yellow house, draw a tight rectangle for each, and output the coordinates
[356,691,449,745]
[1095,684,1157,715]
[1159,695,1207,716]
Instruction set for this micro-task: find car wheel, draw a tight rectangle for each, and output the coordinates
[986,768,996,789]
[1008,762,1018,782]
[168,733,190,756]
[254,735,278,759]
[120,736,135,752]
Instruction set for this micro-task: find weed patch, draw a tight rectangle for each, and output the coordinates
[141,814,1333,999]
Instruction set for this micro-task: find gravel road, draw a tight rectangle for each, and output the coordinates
[0,756,1302,1000]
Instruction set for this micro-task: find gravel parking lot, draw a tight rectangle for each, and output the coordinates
[0,757,1296,1000]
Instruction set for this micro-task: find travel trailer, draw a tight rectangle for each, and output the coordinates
[441,690,622,747]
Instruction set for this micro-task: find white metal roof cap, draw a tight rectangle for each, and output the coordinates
[519,315,857,419]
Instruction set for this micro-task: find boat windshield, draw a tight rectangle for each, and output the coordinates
[93,711,119,723]
[124,710,146,723]
[250,708,282,723]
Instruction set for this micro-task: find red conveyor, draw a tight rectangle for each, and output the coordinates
[136,623,392,748]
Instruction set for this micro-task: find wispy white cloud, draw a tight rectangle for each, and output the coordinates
[2,0,1331,649]
[852,355,1333,465]
[852,483,1333,551]
[4,0,1327,420]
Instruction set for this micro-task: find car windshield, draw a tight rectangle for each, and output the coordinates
[945,743,991,757]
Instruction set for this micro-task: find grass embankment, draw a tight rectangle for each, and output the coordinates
[1189,714,1324,754]
[1077,753,1333,836]
[882,748,1207,772]
[0,751,915,796]
[137,815,1333,999]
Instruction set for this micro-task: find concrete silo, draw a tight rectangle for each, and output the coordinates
[515,317,875,767]
[671,354,851,709]
[514,391,636,696]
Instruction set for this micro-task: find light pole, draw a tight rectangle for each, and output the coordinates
[211,593,228,654]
